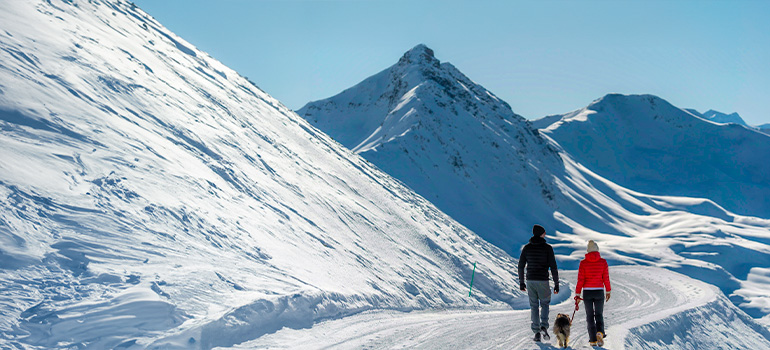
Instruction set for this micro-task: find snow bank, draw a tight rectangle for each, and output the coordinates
[626,296,770,349]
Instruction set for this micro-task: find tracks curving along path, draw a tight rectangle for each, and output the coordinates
[234,266,770,349]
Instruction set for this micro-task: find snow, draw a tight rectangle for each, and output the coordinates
[539,94,770,219]
[298,44,563,253]
[700,109,748,126]
[758,123,770,135]
[0,1,525,348]
[297,48,770,332]
[235,267,770,349]
[3,0,770,348]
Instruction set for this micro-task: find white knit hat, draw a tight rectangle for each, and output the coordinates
[587,240,599,253]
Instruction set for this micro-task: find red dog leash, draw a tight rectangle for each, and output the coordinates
[570,296,583,324]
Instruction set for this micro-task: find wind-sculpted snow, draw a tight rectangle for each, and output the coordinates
[0,1,526,348]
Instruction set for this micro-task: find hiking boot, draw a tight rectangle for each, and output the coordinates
[596,332,604,346]
[540,326,550,341]
[589,340,598,346]
[533,332,541,342]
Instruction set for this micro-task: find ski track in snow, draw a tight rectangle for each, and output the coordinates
[235,266,770,350]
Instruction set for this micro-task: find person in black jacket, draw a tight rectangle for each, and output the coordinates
[518,224,559,342]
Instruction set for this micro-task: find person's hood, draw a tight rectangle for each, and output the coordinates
[585,251,602,262]
[529,236,547,245]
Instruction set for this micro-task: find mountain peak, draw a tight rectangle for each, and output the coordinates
[702,109,746,126]
[594,93,664,106]
[398,44,439,67]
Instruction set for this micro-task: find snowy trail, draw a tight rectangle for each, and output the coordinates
[232,266,756,349]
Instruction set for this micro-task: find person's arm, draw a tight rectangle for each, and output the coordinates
[548,246,559,293]
[604,261,612,301]
[575,261,585,295]
[518,246,527,291]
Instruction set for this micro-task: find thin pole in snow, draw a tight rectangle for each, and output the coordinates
[469,261,476,297]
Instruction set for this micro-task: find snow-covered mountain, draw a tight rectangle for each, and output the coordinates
[298,50,770,328]
[0,2,526,349]
[298,44,563,251]
[538,94,770,219]
[687,108,749,126]
[702,109,747,125]
[688,108,770,136]
[759,123,770,135]
[535,94,770,322]
[4,0,770,347]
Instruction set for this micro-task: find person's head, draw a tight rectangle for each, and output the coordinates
[587,240,599,253]
[532,224,545,238]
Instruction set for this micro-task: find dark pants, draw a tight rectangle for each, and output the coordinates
[583,289,605,342]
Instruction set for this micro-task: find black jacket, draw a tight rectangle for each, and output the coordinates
[518,236,559,286]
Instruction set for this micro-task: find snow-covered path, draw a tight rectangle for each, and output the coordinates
[234,266,770,349]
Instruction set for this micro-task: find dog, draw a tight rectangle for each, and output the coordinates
[553,313,571,348]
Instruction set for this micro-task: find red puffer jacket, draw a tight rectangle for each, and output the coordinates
[575,251,611,294]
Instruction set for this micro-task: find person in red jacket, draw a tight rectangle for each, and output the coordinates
[575,240,611,347]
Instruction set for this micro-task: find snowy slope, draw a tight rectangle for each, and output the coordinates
[0,1,528,349]
[538,94,770,219]
[297,50,770,328]
[236,267,770,349]
[688,108,749,126]
[297,44,563,251]
[758,123,770,135]
[534,95,770,323]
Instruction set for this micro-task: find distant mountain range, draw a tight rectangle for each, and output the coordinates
[686,108,770,135]
[538,94,770,219]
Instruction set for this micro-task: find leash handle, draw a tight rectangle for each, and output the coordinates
[570,296,583,323]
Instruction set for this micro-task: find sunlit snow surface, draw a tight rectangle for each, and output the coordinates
[2,0,770,349]
[298,47,770,326]
[239,267,770,349]
[0,1,526,348]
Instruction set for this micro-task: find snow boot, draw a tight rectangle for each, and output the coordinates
[589,340,597,346]
[533,332,541,342]
[540,326,550,341]
[596,332,604,347]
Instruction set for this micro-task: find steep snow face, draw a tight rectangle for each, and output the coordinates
[0,2,524,349]
[540,94,770,219]
[298,45,563,250]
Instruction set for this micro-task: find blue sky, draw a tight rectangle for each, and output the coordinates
[132,0,770,125]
